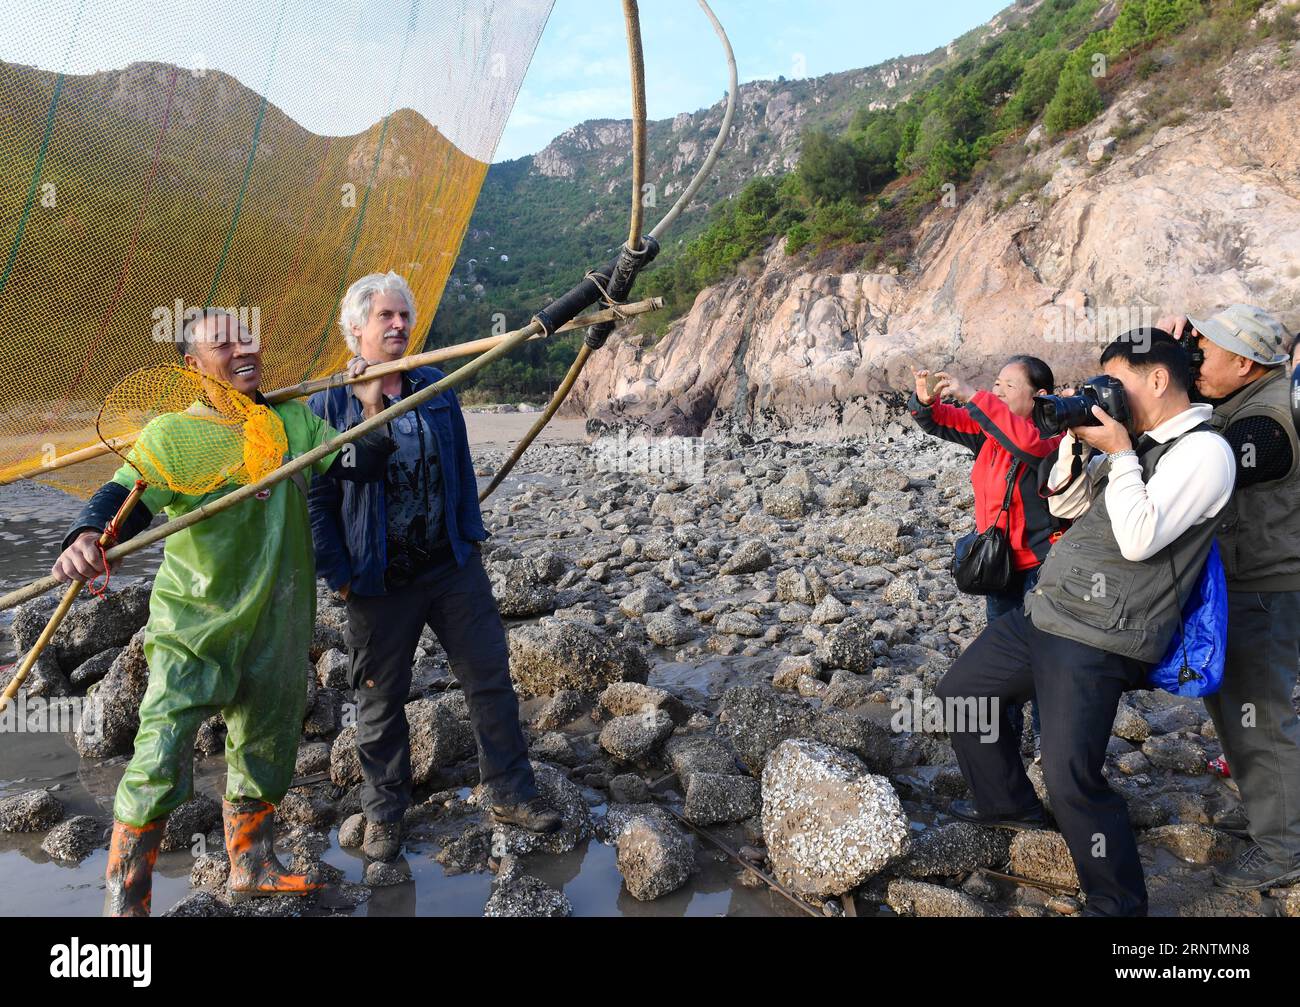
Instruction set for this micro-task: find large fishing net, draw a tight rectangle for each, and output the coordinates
[0,0,553,495]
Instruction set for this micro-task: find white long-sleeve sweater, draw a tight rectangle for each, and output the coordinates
[1045,404,1235,562]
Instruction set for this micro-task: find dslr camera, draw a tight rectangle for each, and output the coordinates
[1183,325,1205,383]
[1032,375,1131,437]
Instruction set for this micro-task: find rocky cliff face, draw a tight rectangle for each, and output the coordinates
[568,43,1300,438]
[527,2,1045,196]
[527,55,945,203]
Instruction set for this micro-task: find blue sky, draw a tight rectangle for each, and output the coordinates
[494,0,1012,161]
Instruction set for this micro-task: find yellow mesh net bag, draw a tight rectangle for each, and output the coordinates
[98,363,287,495]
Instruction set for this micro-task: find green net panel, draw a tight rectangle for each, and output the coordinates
[0,0,552,494]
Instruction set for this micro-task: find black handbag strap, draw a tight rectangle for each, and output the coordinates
[992,460,1020,533]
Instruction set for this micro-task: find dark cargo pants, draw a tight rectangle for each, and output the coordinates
[936,607,1150,916]
[344,546,537,823]
[1204,590,1300,864]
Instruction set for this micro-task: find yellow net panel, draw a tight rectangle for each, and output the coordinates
[0,0,553,495]
[100,363,288,494]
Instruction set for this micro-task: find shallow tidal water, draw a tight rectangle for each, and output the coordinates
[0,473,808,917]
[0,721,805,916]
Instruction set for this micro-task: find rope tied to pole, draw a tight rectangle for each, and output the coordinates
[87,527,118,598]
[583,237,658,348]
[85,477,147,597]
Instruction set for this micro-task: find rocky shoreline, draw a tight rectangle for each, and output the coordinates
[3,416,1296,917]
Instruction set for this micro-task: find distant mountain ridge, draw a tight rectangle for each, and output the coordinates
[516,4,1043,189]
[435,2,1045,359]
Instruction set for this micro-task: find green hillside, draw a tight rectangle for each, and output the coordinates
[431,0,1294,402]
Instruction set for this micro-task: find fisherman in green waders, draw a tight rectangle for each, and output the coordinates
[52,309,394,916]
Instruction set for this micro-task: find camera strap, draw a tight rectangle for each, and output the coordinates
[1038,439,1086,499]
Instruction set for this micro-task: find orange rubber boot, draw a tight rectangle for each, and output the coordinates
[222,798,322,901]
[104,818,166,917]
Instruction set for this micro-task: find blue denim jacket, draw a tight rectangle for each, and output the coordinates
[307,366,487,596]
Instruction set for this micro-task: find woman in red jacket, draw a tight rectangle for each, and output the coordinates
[910,356,1062,619]
[910,356,1062,753]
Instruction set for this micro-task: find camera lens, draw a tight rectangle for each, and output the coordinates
[1187,334,1205,379]
[1032,395,1067,437]
[1033,385,1109,436]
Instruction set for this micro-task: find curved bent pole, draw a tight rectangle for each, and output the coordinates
[478,0,737,503]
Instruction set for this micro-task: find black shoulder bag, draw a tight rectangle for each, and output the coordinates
[951,461,1020,595]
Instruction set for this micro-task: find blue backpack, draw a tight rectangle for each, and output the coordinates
[1148,541,1227,698]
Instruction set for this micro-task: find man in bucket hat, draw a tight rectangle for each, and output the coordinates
[1162,303,1300,890]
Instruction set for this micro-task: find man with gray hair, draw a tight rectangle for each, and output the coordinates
[309,272,559,863]
[1161,304,1300,891]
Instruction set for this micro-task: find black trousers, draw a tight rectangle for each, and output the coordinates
[1204,590,1300,863]
[936,607,1149,916]
[984,566,1042,740]
[344,547,537,823]
[983,566,1040,623]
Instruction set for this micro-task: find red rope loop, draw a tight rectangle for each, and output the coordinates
[86,523,120,598]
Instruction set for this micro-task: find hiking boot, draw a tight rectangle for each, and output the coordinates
[950,798,1052,833]
[104,818,166,917]
[1213,844,1300,891]
[222,799,323,902]
[490,795,562,833]
[1212,806,1252,840]
[362,820,402,862]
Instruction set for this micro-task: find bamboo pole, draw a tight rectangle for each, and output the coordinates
[623,0,647,253]
[0,298,662,486]
[263,296,662,404]
[0,319,543,613]
[478,0,653,503]
[0,481,146,711]
[478,342,592,501]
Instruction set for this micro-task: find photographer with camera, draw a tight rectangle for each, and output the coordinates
[936,331,1235,916]
[1156,305,1300,891]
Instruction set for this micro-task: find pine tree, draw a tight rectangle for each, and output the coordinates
[1043,51,1104,134]
[798,129,868,204]
[1107,0,1149,57]
[905,110,955,175]
[1000,48,1067,127]
[1144,0,1202,38]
